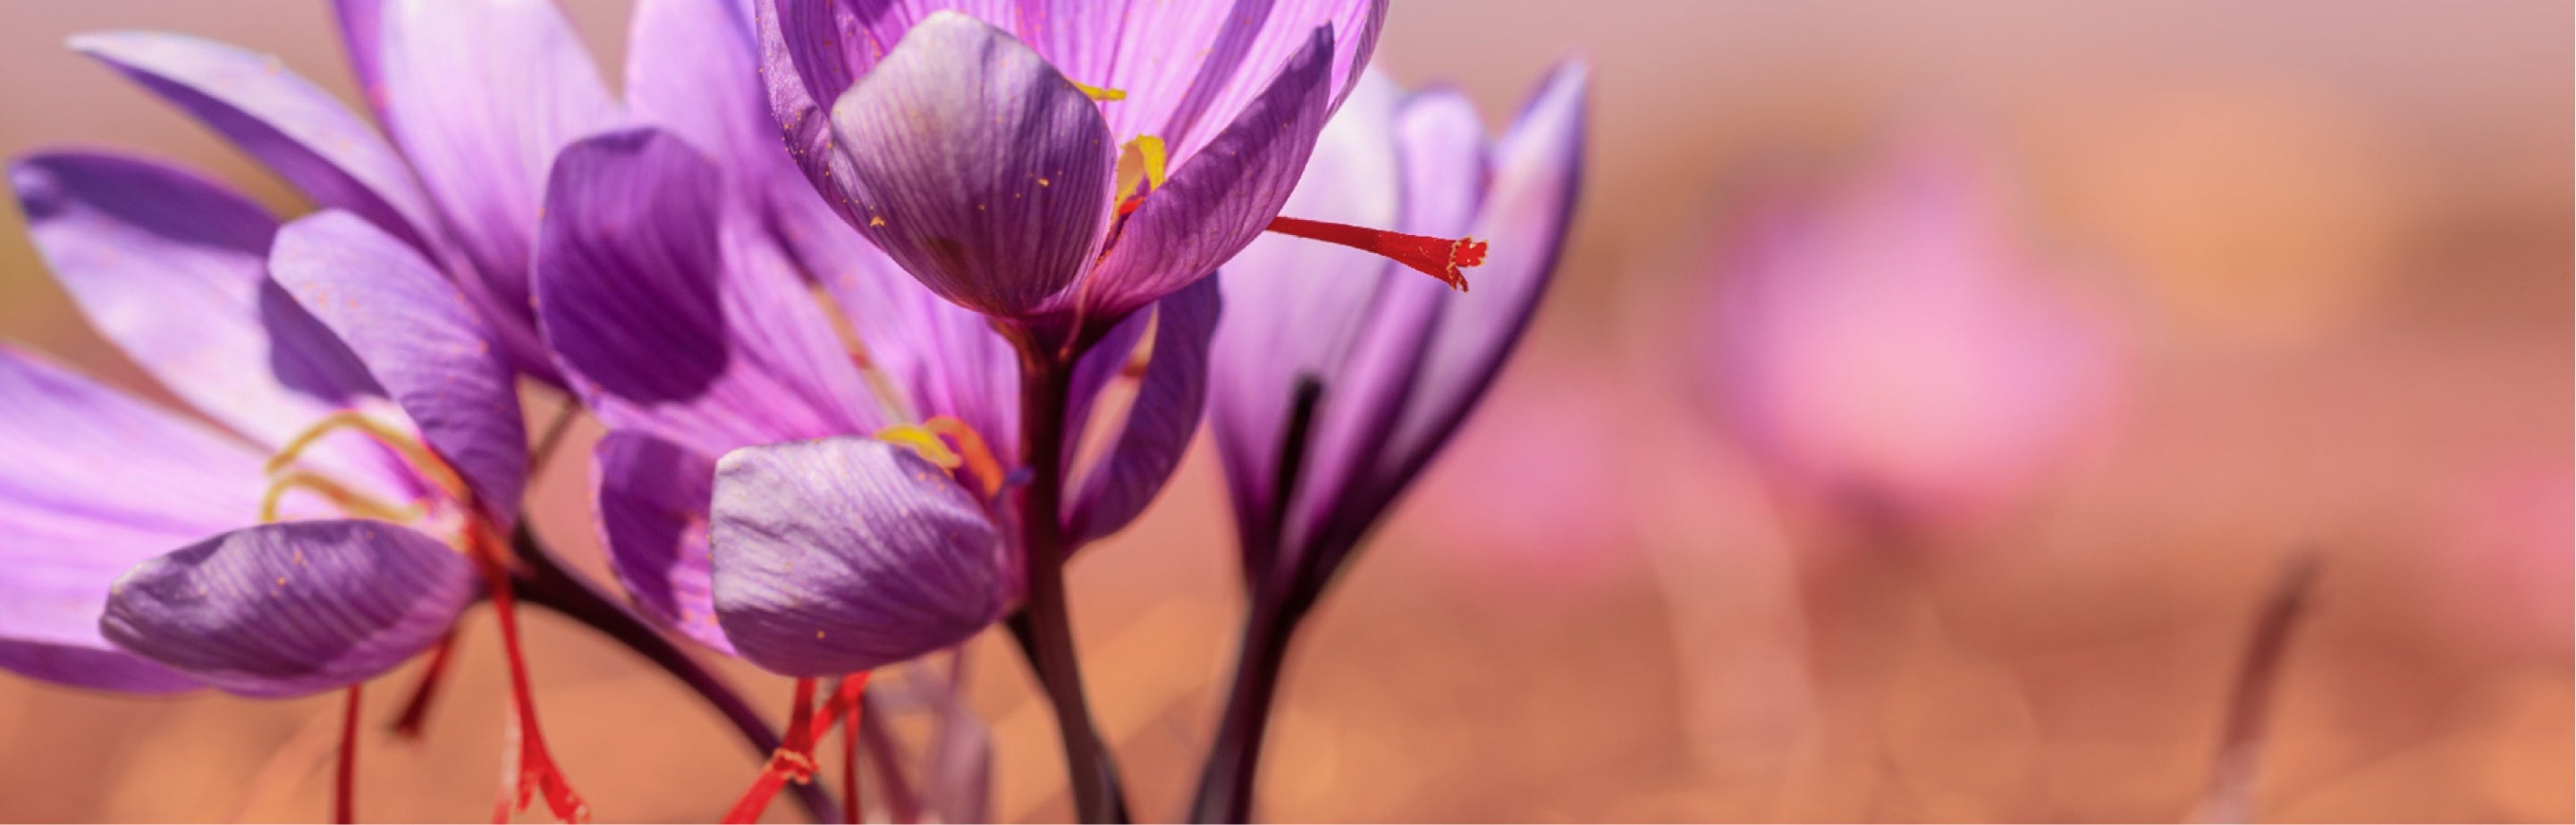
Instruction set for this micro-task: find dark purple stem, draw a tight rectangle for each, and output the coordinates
[1008,339,1128,823]
[1189,374,1332,823]
[2192,552,2323,823]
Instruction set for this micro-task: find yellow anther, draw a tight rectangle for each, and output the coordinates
[1114,135,1169,200]
[874,424,964,470]
[1072,81,1127,101]
[259,470,424,525]
[266,410,470,505]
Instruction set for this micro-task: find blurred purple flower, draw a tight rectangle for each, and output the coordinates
[1191,63,1584,821]
[534,0,1220,676]
[1700,139,2121,529]
[67,0,629,383]
[1209,64,1587,597]
[0,156,526,699]
[758,1,1493,344]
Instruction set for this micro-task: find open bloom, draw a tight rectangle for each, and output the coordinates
[3,151,528,699]
[1699,139,2120,527]
[1209,64,1587,596]
[758,1,1491,342]
[67,0,628,383]
[536,7,1219,672]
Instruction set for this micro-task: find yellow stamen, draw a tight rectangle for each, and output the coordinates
[874,424,964,470]
[1072,81,1127,101]
[874,416,1009,499]
[922,417,1007,499]
[266,410,469,504]
[259,470,424,525]
[1113,135,1169,202]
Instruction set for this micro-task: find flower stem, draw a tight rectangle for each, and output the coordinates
[1187,577,1322,824]
[336,684,362,825]
[1190,375,1329,822]
[507,525,840,823]
[1010,341,1128,823]
[2192,551,2322,823]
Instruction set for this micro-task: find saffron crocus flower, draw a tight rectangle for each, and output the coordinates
[3,152,587,816]
[1210,64,1587,604]
[66,0,626,383]
[1192,64,1585,822]
[757,1,1482,344]
[1699,139,2120,532]
[536,76,1218,676]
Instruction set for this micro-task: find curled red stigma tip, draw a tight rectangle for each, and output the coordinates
[1264,215,1484,291]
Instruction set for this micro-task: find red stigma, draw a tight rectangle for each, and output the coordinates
[1264,215,1484,291]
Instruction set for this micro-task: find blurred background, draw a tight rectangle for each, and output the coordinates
[0,1,2565,821]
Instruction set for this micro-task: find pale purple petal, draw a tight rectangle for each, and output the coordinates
[1125,0,1384,165]
[332,0,389,120]
[765,1,1379,170]
[1340,63,1586,544]
[270,211,529,527]
[70,30,444,254]
[1065,276,1220,544]
[1206,72,1399,561]
[710,436,1009,676]
[1282,88,1493,547]
[99,519,476,698]
[629,0,783,185]
[1060,299,1151,469]
[1076,26,1334,320]
[0,347,268,694]
[374,0,622,355]
[536,128,883,458]
[9,152,380,448]
[776,187,1019,462]
[591,433,731,652]
[823,11,1114,316]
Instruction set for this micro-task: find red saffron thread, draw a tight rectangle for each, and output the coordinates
[722,678,821,824]
[1264,215,1486,291]
[470,527,589,823]
[838,674,871,822]
[336,684,361,825]
[390,630,458,739]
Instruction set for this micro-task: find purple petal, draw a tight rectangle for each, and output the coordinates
[765,1,1379,172]
[0,347,271,694]
[629,0,785,185]
[70,30,443,255]
[1119,0,1385,165]
[590,432,731,652]
[9,152,381,448]
[823,11,1115,316]
[1065,277,1220,544]
[763,149,1019,460]
[1205,72,1400,561]
[537,128,883,458]
[1061,298,1151,471]
[710,436,1010,676]
[332,0,389,120]
[1075,26,1334,320]
[1366,64,1584,495]
[1282,87,1494,548]
[374,0,622,356]
[99,519,476,698]
[270,211,529,527]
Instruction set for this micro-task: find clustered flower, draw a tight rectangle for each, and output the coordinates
[0,1,1585,823]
